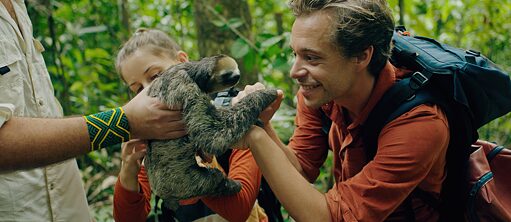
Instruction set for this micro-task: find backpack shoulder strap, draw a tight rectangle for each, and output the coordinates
[363,79,472,221]
[216,149,232,175]
[363,78,441,160]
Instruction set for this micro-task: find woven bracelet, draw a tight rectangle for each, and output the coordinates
[83,107,130,151]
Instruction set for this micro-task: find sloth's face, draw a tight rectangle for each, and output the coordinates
[178,55,241,94]
[206,55,241,93]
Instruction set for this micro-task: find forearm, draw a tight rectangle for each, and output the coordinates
[263,123,305,176]
[0,117,90,171]
[250,129,331,222]
[119,170,141,192]
[113,177,151,222]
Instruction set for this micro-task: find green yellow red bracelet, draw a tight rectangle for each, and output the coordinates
[83,107,130,151]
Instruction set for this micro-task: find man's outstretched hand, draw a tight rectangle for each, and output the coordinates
[232,82,284,126]
[123,87,187,140]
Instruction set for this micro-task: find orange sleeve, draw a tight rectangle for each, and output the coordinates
[325,104,449,221]
[202,149,262,222]
[113,166,152,222]
[288,92,330,182]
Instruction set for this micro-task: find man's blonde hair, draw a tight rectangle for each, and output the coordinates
[115,28,181,81]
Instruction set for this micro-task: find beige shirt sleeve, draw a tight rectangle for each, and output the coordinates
[0,103,14,128]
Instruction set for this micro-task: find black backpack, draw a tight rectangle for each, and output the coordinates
[320,26,511,221]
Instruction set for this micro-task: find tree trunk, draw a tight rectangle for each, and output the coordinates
[398,0,405,26]
[119,0,130,39]
[193,0,256,87]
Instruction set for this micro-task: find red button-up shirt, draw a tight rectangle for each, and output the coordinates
[289,62,450,221]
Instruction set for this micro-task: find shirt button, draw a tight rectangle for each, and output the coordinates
[38,99,44,106]
[50,183,54,190]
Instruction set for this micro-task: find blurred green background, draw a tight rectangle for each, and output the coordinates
[25,0,511,220]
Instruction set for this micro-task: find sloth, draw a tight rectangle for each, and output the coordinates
[145,54,277,210]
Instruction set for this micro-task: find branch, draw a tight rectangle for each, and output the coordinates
[205,5,260,53]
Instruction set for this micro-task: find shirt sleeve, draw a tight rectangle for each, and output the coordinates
[288,93,330,182]
[202,149,262,222]
[325,104,449,221]
[113,166,152,222]
[0,103,14,128]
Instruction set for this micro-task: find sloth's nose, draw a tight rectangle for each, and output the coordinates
[222,70,241,84]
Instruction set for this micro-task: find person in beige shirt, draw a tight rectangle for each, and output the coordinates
[0,0,92,221]
[0,0,185,171]
[0,0,186,221]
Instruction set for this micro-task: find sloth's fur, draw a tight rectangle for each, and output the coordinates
[145,55,277,210]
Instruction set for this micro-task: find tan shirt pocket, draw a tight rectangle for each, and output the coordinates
[0,37,24,116]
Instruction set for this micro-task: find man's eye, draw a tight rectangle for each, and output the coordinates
[304,55,319,61]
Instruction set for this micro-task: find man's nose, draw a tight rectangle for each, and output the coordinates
[290,59,307,79]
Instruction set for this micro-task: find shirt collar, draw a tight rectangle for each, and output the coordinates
[348,61,398,129]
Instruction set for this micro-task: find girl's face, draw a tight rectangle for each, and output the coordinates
[120,46,188,94]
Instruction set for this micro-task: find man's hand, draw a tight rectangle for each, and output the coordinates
[119,139,147,192]
[123,87,187,140]
[232,125,266,150]
[232,83,284,125]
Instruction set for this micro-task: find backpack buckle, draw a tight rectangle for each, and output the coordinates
[410,71,429,90]
[466,49,481,56]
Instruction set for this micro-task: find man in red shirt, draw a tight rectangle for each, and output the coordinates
[234,0,449,221]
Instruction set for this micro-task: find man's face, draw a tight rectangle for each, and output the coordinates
[290,10,361,109]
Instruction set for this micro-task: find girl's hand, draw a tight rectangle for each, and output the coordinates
[119,139,147,192]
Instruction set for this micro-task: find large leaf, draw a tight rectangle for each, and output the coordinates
[227,18,244,29]
[260,35,283,49]
[230,39,250,58]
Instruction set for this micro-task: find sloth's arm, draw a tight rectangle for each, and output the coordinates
[185,89,277,155]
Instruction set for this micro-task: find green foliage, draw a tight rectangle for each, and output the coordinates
[79,147,121,220]
[26,0,511,221]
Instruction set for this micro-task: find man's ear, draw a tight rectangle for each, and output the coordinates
[177,51,189,63]
[355,45,374,67]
